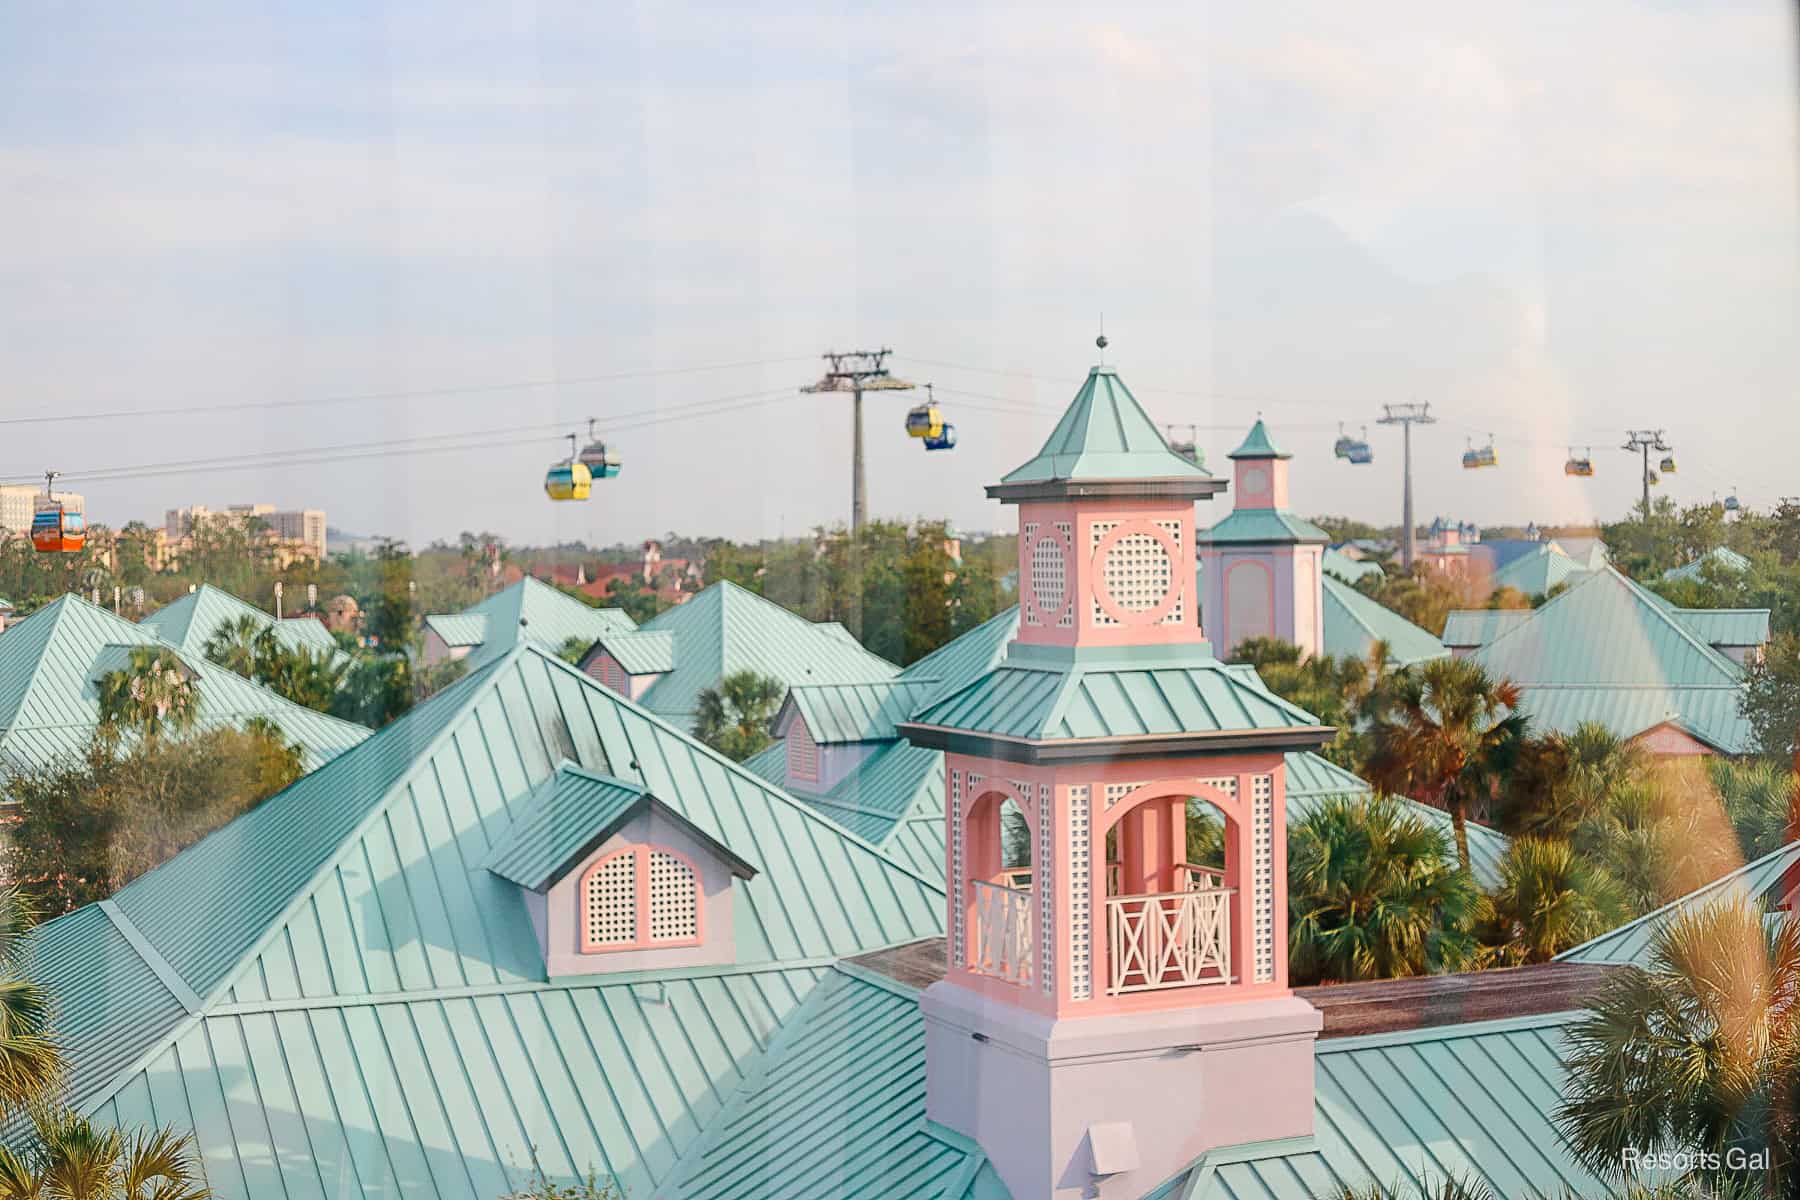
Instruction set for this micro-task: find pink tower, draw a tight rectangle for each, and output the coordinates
[900,364,1333,1200]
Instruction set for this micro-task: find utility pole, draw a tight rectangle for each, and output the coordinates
[1621,430,1670,519]
[1377,403,1436,570]
[801,349,915,533]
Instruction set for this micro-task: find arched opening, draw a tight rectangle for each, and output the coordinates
[1098,783,1239,995]
[964,786,1035,986]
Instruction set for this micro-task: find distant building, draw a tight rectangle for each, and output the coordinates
[163,503,327,566]
[0,483,83,537]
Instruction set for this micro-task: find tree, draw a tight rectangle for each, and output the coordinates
[359,538,416,649]
[95,647,199,742]
[1574,762,1742,918]
[0,890,60,1113]
[1496,722,1645,841]
[1287,795,1479,985]
[331,652,413,728]
[693,671,786,762]
[203,615,349,713]
[1558,897,1800,1196]
[3,726,306,914]
[1481,837,1626,965]
[1228,638,1379,767]
[0,1109,212,1199]
[499,1168,624,1199]
[1363,658,1526,872]
[1712,757,1800,863]
[1745,634,1800,763]
[603,575,667,625]
[558,635,590,665]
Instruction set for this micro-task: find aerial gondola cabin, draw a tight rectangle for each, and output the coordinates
[1725,492,1743,512]
[578,421,622,479]
[1659,455,1677,474]
[545,461,591,501]
[1333,425,1354,459]
[924,424,957,451]
[905,402,944,440]
[1462,437,1498,469]
[30,500,85,554]
[1564,448,1595,477]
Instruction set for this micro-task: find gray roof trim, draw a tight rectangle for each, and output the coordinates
[96,899,202,1016]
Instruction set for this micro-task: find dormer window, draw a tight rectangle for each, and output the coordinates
[580,846,701,952]
[785,718,819,783]
[485,765,757,978]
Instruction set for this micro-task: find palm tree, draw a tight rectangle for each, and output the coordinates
[1503,722,1646,841]
[95,647,198,742]
[0,890,60,1113]
[0,1108,211,1199]
[1363,658,1526,872]
[1287,794,1479,985]
[200,614,269,679]
[1709,757,1800,863]
[1481,837,1627,965]
[1558,897,1800,1196]
[255,644,348,713]
[693,670,786,762]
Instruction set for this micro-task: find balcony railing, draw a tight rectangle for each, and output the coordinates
[971,879,1033,986]
[1106,884,1233,994]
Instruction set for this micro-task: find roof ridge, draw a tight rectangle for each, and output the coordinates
[1605,567,1745,679]
[0,594,77,737]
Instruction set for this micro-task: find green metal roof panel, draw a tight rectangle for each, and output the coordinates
[910,657,1324,742]
[103,642,942,1019]
[1663,545,1751,583]
[1474,568,1744,686]
[0,594,368,777]
[898,607,1019,702]
[1488,544,1590,598]
[1321,547,1384,584]
[422,611,488,647]
[1321,576,1448,668]
[90,964,827,1200]
[439,577,637,673]
[784,679,944,745]
[593,628,677,675]
[1158,1013,1606,1199]
[1226,418,1290,460]
[1509,682,1751,751]
[1440,609,1533,649]
[1671,607,1770,647]
[1000,367,1212,485]
[1559,839,1800,966]
[143,584,338,658]
[484,765,758,890]
[639,580,898,722]
[1198,508,1332,545]
[661,966,993,1200]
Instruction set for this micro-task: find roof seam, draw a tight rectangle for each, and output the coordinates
[95,899,201,1015]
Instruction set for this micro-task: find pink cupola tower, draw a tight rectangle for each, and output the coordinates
[899,360,1334,1200]
[1198,420,1331,659]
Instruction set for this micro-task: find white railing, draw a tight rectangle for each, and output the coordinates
[997,867,1034,890]
[972,879,1034,986]
[1106,886,1233,994]
[1180,862,1225,891]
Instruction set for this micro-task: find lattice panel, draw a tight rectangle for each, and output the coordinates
[1053,523,1075,625]
[1252,774,1275,983]
[950,770,965,962]
[584,854,637,948]
[648,851,698,942]
[1068,786,1092,1000]
[1102,533,1173,615]
[1155,519,1185,625]
[1089,522,1120,628]
[1022,523,1043,627]
[1103,781,1145,810]
[1029,535,1068,626]
[1039,783,1055,997]
[1008,779,1035,816]
[1200,776,1238,802]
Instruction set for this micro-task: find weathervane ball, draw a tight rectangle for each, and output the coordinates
[1096,334,1109,351]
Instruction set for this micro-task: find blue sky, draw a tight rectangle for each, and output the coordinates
[1,0,1795,546]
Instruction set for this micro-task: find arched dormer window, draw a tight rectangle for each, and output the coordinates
[579,845,702,953]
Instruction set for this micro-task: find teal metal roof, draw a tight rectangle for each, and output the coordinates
[998,367,1212,485]
[1470,568,1750,751]
[422,611,487,647]
[592,628,676,675]
[0,594,369,776]
[1321,576,1448,668]
[1440,609,1533,650]
[142,584,340,659]
[906,649,1327,744]
[1559,839,1800,966]
[1198,508,1331,546]
[1149,1011,1606,1199]
[639,580,898,722]
[660,966,1003,1199]
[1321,548,1384,584]
[781,679,944,745]
[433,577,637,672]
[92,964,830,1199]
[1671,607,1769,647]
[1663,545,1751,583]
[1488,544,1589,598]
[482,765,758,890]
[42,639,948,1197]
[1226,418,1290,460]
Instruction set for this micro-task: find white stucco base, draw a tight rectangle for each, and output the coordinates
[922,981,1321,1199]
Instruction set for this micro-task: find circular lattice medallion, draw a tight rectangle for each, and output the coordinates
[1090,520,1183,626]
[1027,529,1073,625]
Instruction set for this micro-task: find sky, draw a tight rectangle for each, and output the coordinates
[0,0,1795,548]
